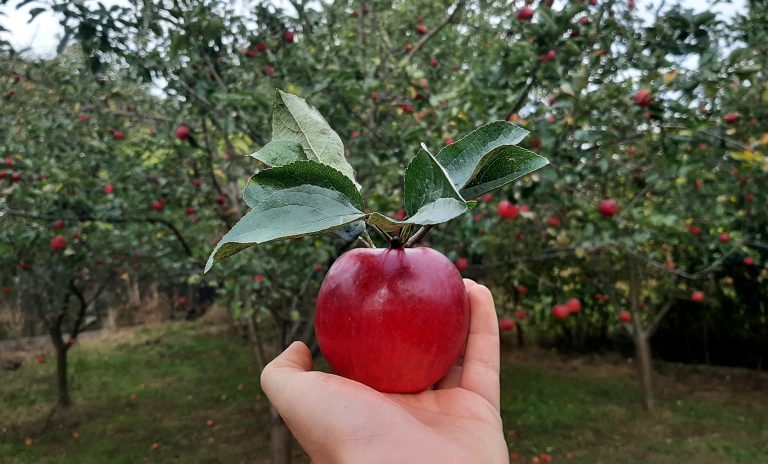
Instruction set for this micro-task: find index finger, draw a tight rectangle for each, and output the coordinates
[459,284,501,411]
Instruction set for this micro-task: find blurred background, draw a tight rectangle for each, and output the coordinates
[0,0,766,463]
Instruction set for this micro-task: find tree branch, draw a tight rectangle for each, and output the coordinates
[402,0,466,64]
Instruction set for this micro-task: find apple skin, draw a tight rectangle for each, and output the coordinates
[565,297,581,314]
[619,310,632,323]
[497,200,519,219]
[598,198,618,217]
[315,247,470,393]
[175,124,190,140]
[691,291,704,303]
[552,304,569,320]
[517,6,534,21]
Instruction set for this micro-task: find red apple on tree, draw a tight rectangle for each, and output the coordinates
[719,232,730,243]
[634,89,652,107]
[565,297,581,314]
[455,257,469,272]
[112,129,125,140]
[499,317,516,331]
[515,309,527,320]
[516,284,528,296]
[619,310,632,323]
[53,219,66,230]
[517,6,534,21]
[415,23,428,35]
[103,183,113,194]
[50,235,67,251]
[498,200,519,219]
[552,304,569,320]
[743,256,754,266]
[724,112,740,124]
[283,30,295,43]
[11,172,21,183]
[691,291,704,303]
[598,198,619,217]
[175,124,190,140]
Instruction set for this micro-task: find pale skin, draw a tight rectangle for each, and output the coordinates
[261,279,509,464]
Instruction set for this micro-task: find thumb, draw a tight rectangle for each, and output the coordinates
[260,341,313,406]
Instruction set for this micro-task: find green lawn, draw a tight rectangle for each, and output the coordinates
[1,322,766,463]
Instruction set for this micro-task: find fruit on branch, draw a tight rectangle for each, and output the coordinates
[175,124,190,140]
[517,6,534,21]
[552,304,569,320]
[498,200,519,219]
[499,317,516,331]
[565,297,581,314]
[455,257,469,272]
[598,198,618,217]
[315,248,469,393]
[50,235,67,251]
[619,310,632,323]
[724,112,740,124]
[691,291,704,303]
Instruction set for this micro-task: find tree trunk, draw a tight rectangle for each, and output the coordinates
[49,325,71,407]
[516,323,525,347]
[634,331,655,411]
[627,252,655,412]
[270,405,292,464]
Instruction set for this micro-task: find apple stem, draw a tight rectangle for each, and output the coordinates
[369,224,392,245]
[359,230,377,248]
[390,236,403,249]
[403,224,433,247]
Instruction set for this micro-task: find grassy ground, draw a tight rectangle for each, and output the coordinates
[1,322,766,463]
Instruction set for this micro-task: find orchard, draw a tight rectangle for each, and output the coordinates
[1,1,766,463]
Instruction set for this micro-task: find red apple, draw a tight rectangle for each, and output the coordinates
[481,193,493,202]
[24,438,33,447]
[53,219,66,230]
[217,194,227,205]
[50,235,67,251]
[743,256,754,266]
[547,214,561,227]
[518,204,530,213]
[130,392,138,401]
[515,309,527,320]
[634,89,652,107]
[719,232,730,243]
[511,452,521,462]
[255,41,268,53]
[538,50,556,62]
[351,130,360,139]
[151,200,164,211]
[415,23,428,35]
[694,179,703,190]
[724,112,740,124]
[455,257,469,272]
[78,114,89,123]
[517,6,534,21]
[191,178,201,188]
[112,129,125,140]
[175,124,190,140]
[516,284,528,296]
[687,225,701,236]
[185,207,196,216]
[565,297,581,314]
[552,304,569,320]
[430,56,439,68]
[499,317,516,331]
[578,17,590,25]
[598,198,619,217]
[691,291,704,303]
[4,157,12,168]
[178,296,187,305]
[283,30,295,43]
[398,103,413,113]
[253,274,265,283]
[151,443,160,450]
[263,65,275,77]
[390,209,407,221]
[497,200,519,219]
[530,137,542,148]
[36,354,45,364]
[444,136,455,146]
[315,247,469,393]
[206,419,215,428]
[619,310,632,323]
[540,454,552,463]
[103,183,113,194]
[11,172,21,183]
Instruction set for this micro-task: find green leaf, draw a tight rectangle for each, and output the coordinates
[205,185,365,272]
[271,90,359,188]
[250,140,306,167]
[404,145,465,216]
[460,145,550,198]
[436,121,548,198]
[242,160,364,211]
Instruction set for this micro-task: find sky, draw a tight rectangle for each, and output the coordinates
[0,0,745,58]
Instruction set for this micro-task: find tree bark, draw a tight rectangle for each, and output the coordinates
[270,405,292,464]
[627,252,655,412]
[49,324,71,408]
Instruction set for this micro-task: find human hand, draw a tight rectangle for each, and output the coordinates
[261,279,508,464]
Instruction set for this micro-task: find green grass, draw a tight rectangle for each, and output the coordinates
[1,323,767,463]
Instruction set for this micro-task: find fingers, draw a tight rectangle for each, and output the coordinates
[435,279,477,390]
[459,284,501,411]
[260,341,313,409]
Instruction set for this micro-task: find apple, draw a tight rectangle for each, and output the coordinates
[244,48,257,58]
[11,172,21,183]
[404,42,414,52]
[178,297,187,305]
[515,309,527,320]
[444,136,454,146]
[19,261,31,270]
[691,291,704,303]
[565,297,581,314]
[78,114,89,123]
[598,198,619,217]
[112,129,125,140]
[175,124,190,140]
[552,304,569,320]
[579,17,590,25]
[206,419,215,428]
[5,157,13,168]
[130,392,138,401]
[694,179,703,189]
[497,200,519,219]
[151,442,160,450]
[547,214,561,227]
[217,194,227,205]
[687,224,701,236]
[390,208,407,221]
[398,102,414,113]
[283,30,295,43]
[517,6,534,21]
[538,50,556,62]
[185,207,196,216]
[263,65,275,77]
[36,354,45,364]
[53,219,66,230]
[351,130,360,139]
[455,257,469,272]
[255,41,268,53]
[102,183,114,194]
[5,89,15,100]
[473,213,482,222]
[666,260,676,270]
[499,317,516,331]
[191,178,202,188]
[724,112,740,124]
[25,438,33,447]
[744,192,753,202]
[743,256,754,266]
[50,235,67,251]
[151,200,164,211]
[518,204,530,213]
[540,454,552,463]
[516,284,528,296]
[619,310,632,323]
[510,453,521,462]
[430,56,439,68]
[253,274,265,283]
[719,232,730,243]
[415,23,428,35]
[634,89,652,108]
[481,193,493,202]
[530,137,542,148]
[315,247,469,393]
